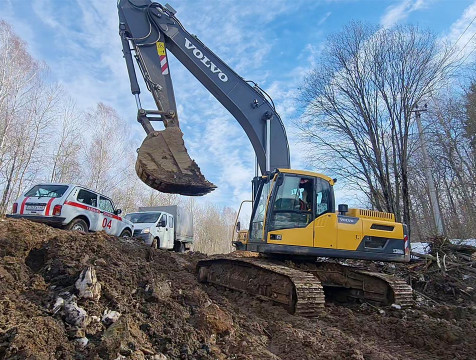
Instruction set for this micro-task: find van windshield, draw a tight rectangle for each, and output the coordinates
[25,185,69,198]
[125,212,161,224]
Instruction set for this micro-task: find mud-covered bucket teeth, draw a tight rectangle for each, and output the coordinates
[136,127,216,196]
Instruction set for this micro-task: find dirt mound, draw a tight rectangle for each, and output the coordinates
[1,219,475,360]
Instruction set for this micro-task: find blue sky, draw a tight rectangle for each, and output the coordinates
[1,0,476,210]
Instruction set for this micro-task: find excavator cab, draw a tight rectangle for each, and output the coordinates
[239,169,410,263]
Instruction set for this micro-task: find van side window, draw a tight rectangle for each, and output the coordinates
[77,189,98,207]
[161,214,167,226]
[168,215,173,228]
[99,196,115,213]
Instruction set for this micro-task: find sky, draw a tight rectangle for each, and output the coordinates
[1,0,476,212]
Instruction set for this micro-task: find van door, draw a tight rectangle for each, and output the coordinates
[74,189,100,230]
[156,213,169,249]
[98,196,119,235]
[167,214,175,248]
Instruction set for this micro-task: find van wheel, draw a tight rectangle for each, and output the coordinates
[67,218,88,233]
[120,229,132,238]
[174,241,185,253]
[151,237,159,249]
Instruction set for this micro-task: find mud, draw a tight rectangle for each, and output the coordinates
[1,218,475,360]
[136,128,216,196]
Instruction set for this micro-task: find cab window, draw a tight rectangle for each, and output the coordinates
[99,196,115,213]
[77,189,98,207]
[316,178,332,217]
[160,214,167,226]
[268,175,314,231]
[168,215,173,228]
[250,179,271,241]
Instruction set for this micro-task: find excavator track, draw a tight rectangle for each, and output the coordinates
[197,257,414,315]
[288,262,414,308]
[197,258,325,317]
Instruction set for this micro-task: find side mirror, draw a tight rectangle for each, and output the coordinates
[158,219,166,227]
[236,221,241,232]
[114,209,122,215]
[338,204,348,215]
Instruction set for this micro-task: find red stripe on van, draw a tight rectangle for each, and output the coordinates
[20,197,29,214]
[45,198,55,216]
[104,212,122,221]
[64,201,101,213]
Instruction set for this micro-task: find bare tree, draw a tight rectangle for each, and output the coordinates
[49,98,83,183]
[81,103,129,193]
[298,22,454,229]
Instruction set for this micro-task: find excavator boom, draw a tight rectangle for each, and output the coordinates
[118,0,290,195]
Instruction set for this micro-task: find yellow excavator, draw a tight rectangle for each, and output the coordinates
[118,0,413,316]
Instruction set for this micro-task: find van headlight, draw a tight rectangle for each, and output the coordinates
[141,228,150,234]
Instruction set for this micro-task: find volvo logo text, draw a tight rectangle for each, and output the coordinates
[184,38,228,82]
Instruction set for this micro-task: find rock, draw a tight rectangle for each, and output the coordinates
[75,337,89,348]
[146,279,172,302]
[75,266,101,300]
[151,354,168,360]
[52,296,65,314]
[391,304,402,310]
[102,310,122,326]
[64,298,90,328]
[378,309,385,315]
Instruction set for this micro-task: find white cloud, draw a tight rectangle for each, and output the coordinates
[380,0,428,28]
[442,0,476,64]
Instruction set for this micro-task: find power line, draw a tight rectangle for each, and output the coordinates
[455,29,476,61]
[450,14,476,52]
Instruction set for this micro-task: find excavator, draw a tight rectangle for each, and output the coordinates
[118,0,413,316]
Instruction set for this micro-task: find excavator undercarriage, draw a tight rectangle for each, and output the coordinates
[197,256,413,317]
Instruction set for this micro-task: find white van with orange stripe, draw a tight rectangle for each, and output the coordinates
[7,183,134,237]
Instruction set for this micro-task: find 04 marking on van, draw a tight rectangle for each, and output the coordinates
[102,218,112,229]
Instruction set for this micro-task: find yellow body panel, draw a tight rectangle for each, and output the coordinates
[268,222,314,247]
[314,213,337,248]
[361,218,404,240]
[347,208,395,222]
[259,212,404,251]
[336,219,363,250]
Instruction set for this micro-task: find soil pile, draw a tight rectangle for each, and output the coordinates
[1,219,475,360]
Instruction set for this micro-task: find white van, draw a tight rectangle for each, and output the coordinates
[125,205,193,252]
[7,183,133,237]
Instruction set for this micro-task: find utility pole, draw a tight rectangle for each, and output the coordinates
[411,104,445,236]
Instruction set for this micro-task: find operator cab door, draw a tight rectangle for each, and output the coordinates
[313,178,337,249]
[98,196,119,235]
[266,174,314,247]
[75,189,101,231]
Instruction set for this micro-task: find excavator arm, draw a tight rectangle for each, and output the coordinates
[118,0,290,196]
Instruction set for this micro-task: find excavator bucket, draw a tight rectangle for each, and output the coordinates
[136,127,216,196]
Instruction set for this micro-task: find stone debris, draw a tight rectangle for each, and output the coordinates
[75,266,101,300]
[102,310,122,326]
